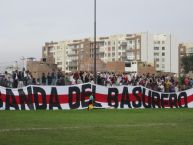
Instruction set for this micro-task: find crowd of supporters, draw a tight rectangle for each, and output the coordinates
[0,70,193,93]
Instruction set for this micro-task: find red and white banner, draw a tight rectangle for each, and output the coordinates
[0,83,193,110]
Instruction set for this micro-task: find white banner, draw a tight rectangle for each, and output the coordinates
[0,83,192,110]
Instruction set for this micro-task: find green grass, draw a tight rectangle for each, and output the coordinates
[1,109,193,145]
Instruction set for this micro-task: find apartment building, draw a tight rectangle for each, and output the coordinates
[42,41,67,71]
[43,39,91,72]
[42,33,179,74]
[66,39,92,72]
[152,34,178,74]
[90,34,143,62]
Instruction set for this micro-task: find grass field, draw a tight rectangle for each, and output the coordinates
[0,109,193,145]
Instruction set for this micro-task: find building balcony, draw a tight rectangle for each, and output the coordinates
[68,53,78,56]
[127,56,135,60]
[68,64,78,67]
[99,47,105,52]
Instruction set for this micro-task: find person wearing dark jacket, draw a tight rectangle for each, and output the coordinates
[47,73,52,85]
[41,73,46,85]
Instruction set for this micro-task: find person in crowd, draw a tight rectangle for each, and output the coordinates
[41,73,46,85]
[57,75,65,86]
[77,77,83,84]
[47,73,52,85]
[17,71,24,88]
[32,77,37,85]
[12,70,19,88]
[164,78,171,93]
[190,78,193,87]
[51,70,57,85]
[23,70,28,86]
[27,72,33,85]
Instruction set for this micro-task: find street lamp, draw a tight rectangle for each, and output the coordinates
[20,56,25,70]
[94,0,97,84]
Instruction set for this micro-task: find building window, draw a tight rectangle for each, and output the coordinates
[162,52,165,56]
[154,47,159,50]
[155,58,159,62]
[162,58,165,62]
[112,58,115,62]
[154,52,159,56]
[112,47,115,51]
[57,62,62,65]
[156,64,159,68]
[162,47,165,50]
[128,47,132,50]
[122,46,126,50]
[190,47,193,52]
[108,41,111,45]
[112,53,115,57]
[137,45,140,50]
[180,48,184,52]
[125,63,131,67]
[108,53,111,57]
[162,64,165,69]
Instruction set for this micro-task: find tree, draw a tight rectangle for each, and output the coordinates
[181,55,193,73]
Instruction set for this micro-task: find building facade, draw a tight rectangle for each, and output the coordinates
[27,57,58,79]
[42,33,179,74]
[152,34,178,74]
[90,34,142,62]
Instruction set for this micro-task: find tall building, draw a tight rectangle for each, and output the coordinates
[42,32,179,74]
[152,34,178,74]
[42,39,91,72]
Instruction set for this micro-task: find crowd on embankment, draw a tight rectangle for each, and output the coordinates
[0,70,193,93]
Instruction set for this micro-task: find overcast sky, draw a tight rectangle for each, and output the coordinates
[0,0,193,65]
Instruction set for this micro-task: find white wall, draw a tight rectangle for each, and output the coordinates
[141,32,154,65]
[125,61,138,72]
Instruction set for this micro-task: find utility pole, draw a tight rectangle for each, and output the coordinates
[170,34,172,73]
[94,0,97,84]
[21,56,25,70]
[15,61,18,71]
[146,31,149,68]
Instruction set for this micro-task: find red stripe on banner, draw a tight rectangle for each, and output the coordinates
[1,93,193,107]
[94,93,193,108]
[0,94,88,104]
